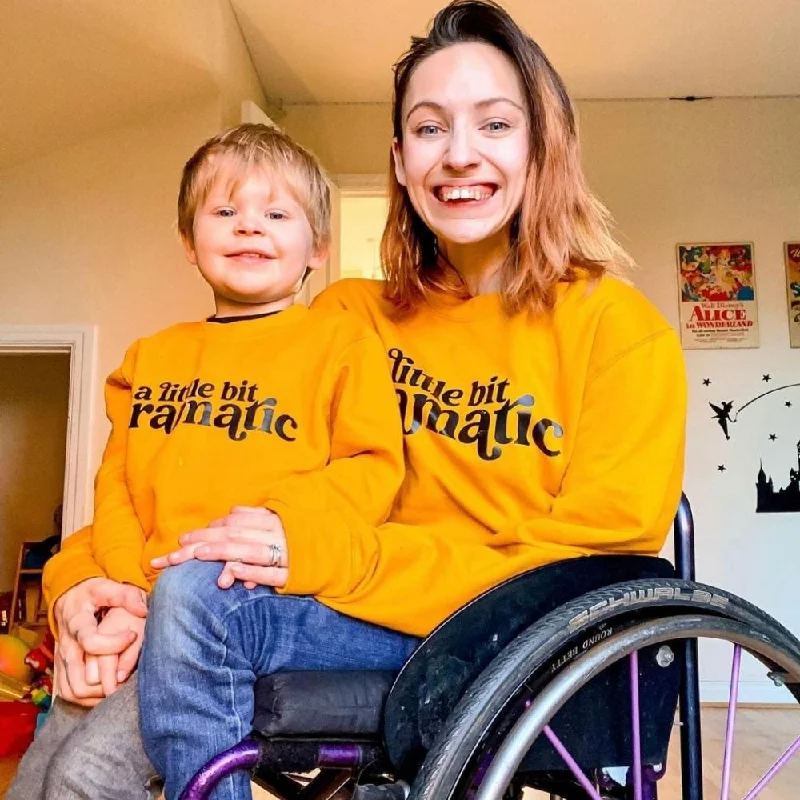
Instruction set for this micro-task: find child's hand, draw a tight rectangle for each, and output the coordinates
[85,606,147,696]
[53,577,146,707]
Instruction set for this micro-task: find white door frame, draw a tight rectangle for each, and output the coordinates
[335,174,388,198]
[0,325,97,539]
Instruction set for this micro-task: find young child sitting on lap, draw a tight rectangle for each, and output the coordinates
[76,122,404,698]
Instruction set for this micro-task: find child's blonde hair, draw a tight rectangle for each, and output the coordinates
[178,123,331,250]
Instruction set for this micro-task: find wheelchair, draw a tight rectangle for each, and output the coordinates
[180,496,800,799]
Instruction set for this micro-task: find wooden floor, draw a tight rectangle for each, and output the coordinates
[2,708,798,799]
[654,708,800,800]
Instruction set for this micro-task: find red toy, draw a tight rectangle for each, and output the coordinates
[0,701,39,756]
[24,630,55,676]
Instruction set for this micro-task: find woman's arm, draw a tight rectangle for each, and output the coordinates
[263,332,405,536]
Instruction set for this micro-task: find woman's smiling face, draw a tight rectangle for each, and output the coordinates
[393,41,530,253]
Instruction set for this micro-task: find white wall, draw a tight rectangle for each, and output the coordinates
[0,354,70,592]
[578,98,800,702]
[0,102,221,520]
[287,97,800,700]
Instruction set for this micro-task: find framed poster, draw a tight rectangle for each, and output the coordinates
[785,242,800,348]
[676,242,759,349]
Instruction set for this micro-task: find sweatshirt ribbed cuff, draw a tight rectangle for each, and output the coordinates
[268,501,349,597]
[44,565,105,640]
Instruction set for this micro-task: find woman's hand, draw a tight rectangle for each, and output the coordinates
[150,507,289,590]
[53,577,148,707]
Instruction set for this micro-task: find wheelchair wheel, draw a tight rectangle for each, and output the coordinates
[409,579,800,800]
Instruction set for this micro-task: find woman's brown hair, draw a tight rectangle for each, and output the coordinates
[381,0,632,314]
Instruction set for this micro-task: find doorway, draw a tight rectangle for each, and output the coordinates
[0,326,96,548]
[0,354,70,628]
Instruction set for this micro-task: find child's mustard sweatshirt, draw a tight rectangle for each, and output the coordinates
[45,305,404,631]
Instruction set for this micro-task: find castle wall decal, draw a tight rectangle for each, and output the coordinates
[756,441,800,513]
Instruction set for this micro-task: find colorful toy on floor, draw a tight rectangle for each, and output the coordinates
[0,671,30,701]
[28,672,53,709]
[0,700,39,757]
[30,684,52,710]
[0,632,32,683]
[24,629,55,676]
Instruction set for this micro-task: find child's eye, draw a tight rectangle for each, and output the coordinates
[215,208,235,217]
[484,120,510,133]
[266,211,287,220]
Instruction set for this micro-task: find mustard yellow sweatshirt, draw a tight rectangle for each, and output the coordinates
[44,305,403,629]
[46,276,687,639]
[279,276,686,635]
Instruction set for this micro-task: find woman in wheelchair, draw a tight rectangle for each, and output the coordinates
[131,1,698,797]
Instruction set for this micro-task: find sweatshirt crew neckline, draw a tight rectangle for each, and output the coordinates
[199,304,307,340]
[423,289,505,322]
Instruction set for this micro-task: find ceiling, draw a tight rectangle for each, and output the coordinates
[1,0,798,171]
[233,0,800,105]
[0,0,218,170]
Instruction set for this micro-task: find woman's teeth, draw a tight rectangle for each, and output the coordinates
[438,186,494,202]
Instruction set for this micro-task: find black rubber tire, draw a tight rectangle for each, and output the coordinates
[409,578,800,800]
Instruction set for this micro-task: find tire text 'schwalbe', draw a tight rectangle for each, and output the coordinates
[409,579,800,800]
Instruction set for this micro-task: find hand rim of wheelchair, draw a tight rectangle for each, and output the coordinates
[473,617,799,799]
[409,578,800,800]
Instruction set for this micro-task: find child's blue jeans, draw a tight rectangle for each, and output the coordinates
[138,560,419,800]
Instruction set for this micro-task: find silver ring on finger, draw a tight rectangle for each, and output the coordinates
[268,543,282,567]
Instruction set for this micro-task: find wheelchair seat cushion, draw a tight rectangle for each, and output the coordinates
[252,670,395,738]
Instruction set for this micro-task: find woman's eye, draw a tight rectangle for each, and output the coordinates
[484,120,510,133]
[416,124,443,137]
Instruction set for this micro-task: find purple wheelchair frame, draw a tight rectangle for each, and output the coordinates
[178,496,706,800]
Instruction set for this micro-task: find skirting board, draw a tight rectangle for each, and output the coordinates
[701,680,795,705]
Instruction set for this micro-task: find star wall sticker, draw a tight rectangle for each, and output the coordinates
[717,464,727,472]
[787,401,793,408]
[763,374,772,382]
[769,434,777,441]
[702,378,712,386]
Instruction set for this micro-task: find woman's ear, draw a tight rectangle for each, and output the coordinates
[391,138,407,187]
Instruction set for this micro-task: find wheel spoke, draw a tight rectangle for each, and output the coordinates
[720,644,742,800]
[542,725,604,800]
[742,735,800,800]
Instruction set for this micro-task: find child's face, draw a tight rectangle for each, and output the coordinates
[185,163,327,317]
